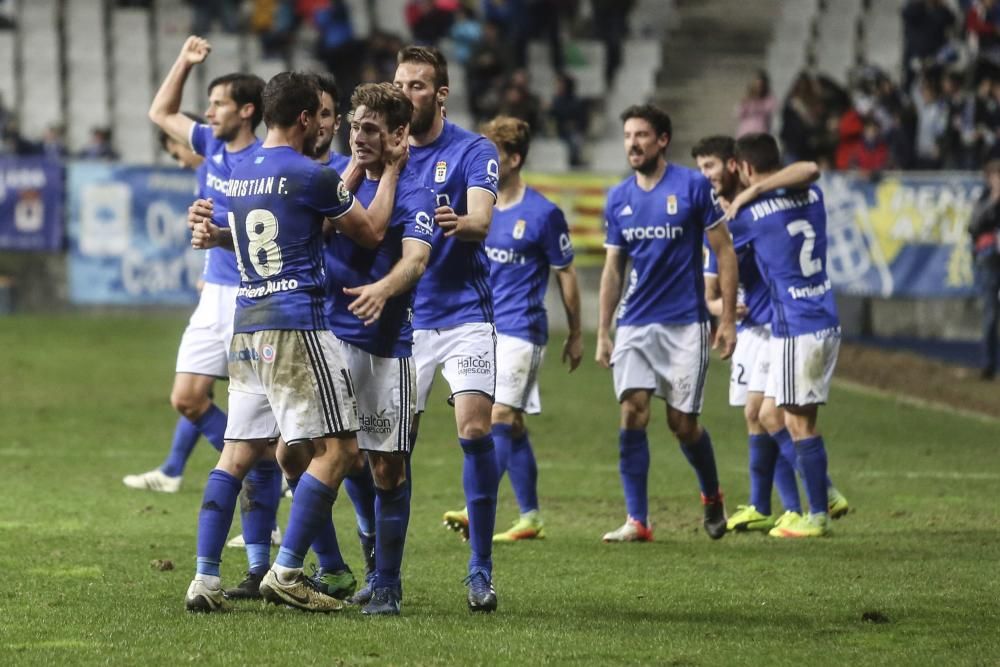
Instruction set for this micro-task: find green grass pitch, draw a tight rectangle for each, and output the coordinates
[1,314,998,666]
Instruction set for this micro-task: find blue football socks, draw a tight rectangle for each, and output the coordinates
[618,429,650,524]
[507,429,539,514]
[374,482,409,590]
[747,433,777,516]
[460,434,499,574]
[344,464,377,537]
[160,417,202,478]
[241,460,281,574]
[196,468,242,577]
[770,428,802,513]
[276,473,337,571]
[193,404,228,452]
[679,428,721,499]
[795,436,830,516]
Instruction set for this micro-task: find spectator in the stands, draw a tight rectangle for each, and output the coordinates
[78,127,119,161]
[40,124,68,160]
[912,72,949,168]
[967,159,1000,380]
[0,0,16,29]
[406,0,458,46]
[735,70,776,137]
[902,0,958,90]
[837,116,890,172]
[549,71,588,167]
[188,0,241,34]
[466,19,509,123]
[498,69,541,131]
[591,0,634,88]
[450,4,482,65]
[780,72,825,163]
[252,0,299,60]
[940,70,978,168]
[966,0,1000,82]
[315,0,361,113]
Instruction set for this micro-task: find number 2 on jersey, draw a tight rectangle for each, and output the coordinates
[229,209,284,280]
[785,219,822,277]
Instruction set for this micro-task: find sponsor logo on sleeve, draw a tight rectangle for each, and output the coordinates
[559,232,573,257]
[337,180,351,204]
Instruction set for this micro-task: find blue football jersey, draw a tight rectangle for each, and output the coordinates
[321,151,351,173]
[407,120,499,329]
[604,164,719,326]
[731,185,839,337]
[703,239,772,331]
[189,123,261,287]
[326,168,435,358]
[486,187,573,345]
[227,146,355,333]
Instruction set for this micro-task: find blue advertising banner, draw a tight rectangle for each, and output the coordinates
[67,162,203,305]
[822,172,980,298]
[0,156,63,251]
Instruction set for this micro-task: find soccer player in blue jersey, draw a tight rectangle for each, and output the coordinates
[183,71,399,612]
[313,72,351,173]
[726,132,843,538]
[391,45,502,611]
[126,37,264,495]
[442,116,582,543]
[696,136,850,534]
[317,83,435,615]
[596,104,738,543]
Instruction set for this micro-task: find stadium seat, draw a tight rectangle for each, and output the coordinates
[112,7,156,162]
[813,0,862,83]
[0,30,15,106]
[65,2,110,152]
[17,0,60,137]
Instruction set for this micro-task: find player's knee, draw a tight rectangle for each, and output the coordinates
[170,389,209,421]
[758,401,782,433]
[509,413,526,439]
[276,443,310,480]
[458,422,491,440]
[369,453,406,489]
[744,402,762,430]
[491,403,516,425]
[670,417,700,444]
[619,397,650,430]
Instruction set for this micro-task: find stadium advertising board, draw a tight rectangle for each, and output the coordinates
[532,170,981,297]
[0,156,63,251]
[67,163,203,305]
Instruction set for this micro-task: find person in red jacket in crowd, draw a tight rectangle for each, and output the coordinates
[836,115,889,172]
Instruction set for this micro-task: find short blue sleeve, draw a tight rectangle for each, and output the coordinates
[400,181,436,247]
[189,123,213,158]
[304,164,355,219]
[462,137,500,199]
[604,194,624,248]
[693,175,720,231]
[543,205,574,268]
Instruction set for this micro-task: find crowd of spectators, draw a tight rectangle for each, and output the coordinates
[764,0,1000,173]
[2,0,636,166]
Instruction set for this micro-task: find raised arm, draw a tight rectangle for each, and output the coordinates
[724,161,820,221]
[706,222,737,359]
[148,36,210,146]
[554,264,583,371]
[596,246,627,368]
[437,188,495,242]
[343,239,432,325]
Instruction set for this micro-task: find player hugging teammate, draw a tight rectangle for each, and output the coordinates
[157,35,848,620]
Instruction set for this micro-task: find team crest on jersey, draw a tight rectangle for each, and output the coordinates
[337,180,350,204]
[667,195,678,215]
[513,219,526,239]
[261,344,275,363]
[434,160,448,183]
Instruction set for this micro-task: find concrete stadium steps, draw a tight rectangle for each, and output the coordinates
[65,2,110,152]
[18,0,61,138]
[655,0,782,165]
[112,6,155,163]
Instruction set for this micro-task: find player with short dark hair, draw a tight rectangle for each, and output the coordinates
[596,103,738,543]
[441,116,583,543]
[693,135,847,533]
[726,132,843,538]
[183,70,400,612]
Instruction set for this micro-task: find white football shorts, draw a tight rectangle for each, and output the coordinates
[341,341,415,454]
[494,333,544,414]
[175,282,238,378]
[225,329,359,443]
[611,322,711,415]
[413,322,497,413]
[764,327,841,407]
[729,324,771,407]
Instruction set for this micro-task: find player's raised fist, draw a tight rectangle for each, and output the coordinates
[179,36,211,65]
